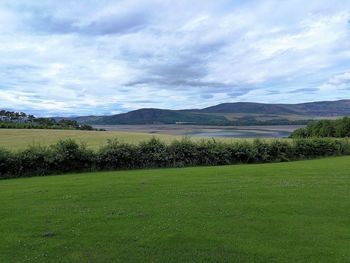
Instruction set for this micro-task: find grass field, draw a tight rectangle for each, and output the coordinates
[0,129,260,151]
[1,156,349,262]
[0,129,182,150]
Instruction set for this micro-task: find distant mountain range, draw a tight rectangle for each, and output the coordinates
[66,99,350,125]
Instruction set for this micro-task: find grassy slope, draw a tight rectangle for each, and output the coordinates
[1,156,350,262]
[0,129,253,151]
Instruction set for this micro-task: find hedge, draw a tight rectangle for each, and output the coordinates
[1,137,350,179]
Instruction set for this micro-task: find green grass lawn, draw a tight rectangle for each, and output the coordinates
[1,156,349,262]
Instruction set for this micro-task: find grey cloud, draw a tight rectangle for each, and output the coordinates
[200,94,214,99]
[149,58,206,80]
[190,39,228,55]
[2,0,350,116]
[28,14,76,34]
[23,8,150,35]
[227,90,252,97]
[84,11,149,35]
[287,88,318,94]
[0,64,49,87]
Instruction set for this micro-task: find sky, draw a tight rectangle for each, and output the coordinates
[0,0,350,116]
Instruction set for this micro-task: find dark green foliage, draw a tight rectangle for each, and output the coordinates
[0,109,95,130]
[98,140,138,170]
[228,141,255,164]
[15,146,51,177]
[0,121,95,130]
[335,117,350,137]
[0,148,14,176]
[138,138,170,168]
[79,124,94,130]
[292,138,344,158]
[196,140,231,165]
[269,140,293,162]
[49,140,95,173]
[169,138,199,167]
[290,117,350,138]
[0,138,349,179]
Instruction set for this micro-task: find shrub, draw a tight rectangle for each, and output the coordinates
[48,139,95,173]
[290,117,350,138]
[228,141,255,164]
[0,148,13,178]
[0,138,349,179]
[269,140,293,162]
[293,138,343,159]
[15,145,51,176]
[250,139,272,163]
[138,138,170,168]
[98,139,138,170]
[169,138,199,167]
[196,140,231,165]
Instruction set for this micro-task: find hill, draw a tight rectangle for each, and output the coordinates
[201,100,350,116]
[90,108,228,125]
[71,99,350,125]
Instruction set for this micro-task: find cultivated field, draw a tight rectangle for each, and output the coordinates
[1,156,349,262]
[0,129,183,150]
[0,129,270,151]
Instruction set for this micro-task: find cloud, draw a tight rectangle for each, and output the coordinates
[328,71,350,86]
[287,88,319,94]
[27,7,150,35]
[0,0,350,116]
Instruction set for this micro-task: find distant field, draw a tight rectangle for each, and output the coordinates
[1,156,349,262]
[0,129,259,150]
[0,129,180,150]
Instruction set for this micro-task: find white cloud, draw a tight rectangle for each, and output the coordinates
[0,0,350,116]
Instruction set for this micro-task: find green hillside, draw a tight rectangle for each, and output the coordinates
[92,108,228,125]
[1,156,349,262]
[72,100,350,125]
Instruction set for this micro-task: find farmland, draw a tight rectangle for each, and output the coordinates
[1,156,350,262]
[0,128,279,151]
[0,129,183,150]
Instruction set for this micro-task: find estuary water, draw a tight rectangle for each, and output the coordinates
[186,130,291,138]
[93,124,302,138]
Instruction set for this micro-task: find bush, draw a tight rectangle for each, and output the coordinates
[15,145,51,176]
[196,140,231,165]
[290,117,350,138]
[169,138,199,167]
[228,141,255,164]
[0,148,14,178]
[48,139,95,173]
[98,139,138,170]
[0,138,349,179]
[138,138,170,168]
[293,139,343,158]
[269,140,293,162]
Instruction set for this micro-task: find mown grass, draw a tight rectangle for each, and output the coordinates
[1,156,349,262]
[0,129,269,151]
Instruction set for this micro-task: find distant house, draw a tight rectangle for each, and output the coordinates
[17,117,29,123]
[0,116,10,122]
[0,116,29,123]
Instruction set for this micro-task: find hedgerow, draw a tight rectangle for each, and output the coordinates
[0,138,349,179]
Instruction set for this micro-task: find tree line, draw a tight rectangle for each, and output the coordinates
[290,117,350,138]
[0,110,96,130]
